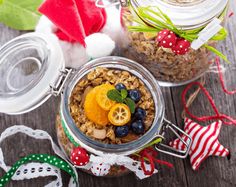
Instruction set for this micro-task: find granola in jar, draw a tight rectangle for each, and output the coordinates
[56,66,156,176]
[119,0,229,86]
[68,67,155,144]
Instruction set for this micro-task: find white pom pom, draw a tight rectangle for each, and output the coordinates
[59,41,90,69]
[91,163,111,176]
[85,33,115,58]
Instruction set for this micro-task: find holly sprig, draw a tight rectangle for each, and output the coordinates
[128,6,229,63]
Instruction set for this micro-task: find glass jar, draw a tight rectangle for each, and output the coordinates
[119,0,229,86]
[0,33,191,177]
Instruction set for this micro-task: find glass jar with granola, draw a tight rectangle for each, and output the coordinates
[0,33,191,178]
[56,56,191,177]
[119,0,229,86]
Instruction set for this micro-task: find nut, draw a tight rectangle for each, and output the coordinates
[69,67,155,144]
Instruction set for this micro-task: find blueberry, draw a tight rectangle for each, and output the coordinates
[130,120,145,134]
[134,107,146,120]
[115,83,127,91]
[128,89,141,103]
[115,125,129,138]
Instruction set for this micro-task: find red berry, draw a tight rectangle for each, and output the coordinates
[156,29,170,42]
[70,147,89,166]
[172,38,191,55]
[157,29,177,49]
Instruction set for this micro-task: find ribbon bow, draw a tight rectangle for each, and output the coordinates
[81,153,158,179]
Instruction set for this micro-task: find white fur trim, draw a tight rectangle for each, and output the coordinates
[85,33,115,58]
[35,16,57,34]
[60,41,90,69]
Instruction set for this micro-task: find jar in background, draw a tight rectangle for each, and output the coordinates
[120,0,229,86]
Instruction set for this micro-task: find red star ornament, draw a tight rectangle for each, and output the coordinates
[169,118,230,170]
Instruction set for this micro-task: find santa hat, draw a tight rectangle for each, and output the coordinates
[36,0,117,68]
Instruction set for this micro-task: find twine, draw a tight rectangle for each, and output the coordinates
[181,76,206,119]
[181,57,236,126]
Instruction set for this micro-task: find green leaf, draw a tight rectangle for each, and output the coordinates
[107,89,123,103]
[121,89,128,100]
[204,44,230,64]
[124,98,135,114]
[211,28,228,41]
[0,0,43,30]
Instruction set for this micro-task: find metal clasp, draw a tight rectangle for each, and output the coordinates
[154,118,192,159]
[95,0,128,8]
[50,68,73,96]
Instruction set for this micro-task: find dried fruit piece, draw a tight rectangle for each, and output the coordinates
[108,103,131,126]
[84,87,109,126]
[96,84,116,111]
[92,128,107,140]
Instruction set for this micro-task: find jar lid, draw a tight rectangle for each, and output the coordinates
[132,0,228,29]
[0,33,65,114]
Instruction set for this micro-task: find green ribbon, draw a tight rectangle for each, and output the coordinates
[61,115,79,147]
[0,154,78,187]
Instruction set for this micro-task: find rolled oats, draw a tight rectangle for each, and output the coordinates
[121,9,213,83]
[69,67,155,144]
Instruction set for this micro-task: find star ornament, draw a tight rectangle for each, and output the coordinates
[169,118,230,170]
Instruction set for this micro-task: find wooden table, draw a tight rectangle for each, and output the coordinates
[0,1,236,186]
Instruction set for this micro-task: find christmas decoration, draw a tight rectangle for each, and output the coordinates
[88,153,159,179]
[91,162,111,176]
[70,147,89,166]
[182,81,236,126]
[36,0,122,68]
[156,29,191,55]
[0,125,78,187]
[156,29,177,49]
[137,147,173,176]
[38,0,107,46]
[169,118,230,170]
[172,39,191,55]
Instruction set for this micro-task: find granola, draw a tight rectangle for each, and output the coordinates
[120,8,214,84]
[69,67,155,144]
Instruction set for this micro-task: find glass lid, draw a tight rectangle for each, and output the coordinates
[0,33,65,114]
[131,0,228,29]
[161,0,205,6]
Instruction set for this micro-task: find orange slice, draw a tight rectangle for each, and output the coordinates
[96,84,116,111]
[84,86,109,126]
[108,103,131,126]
